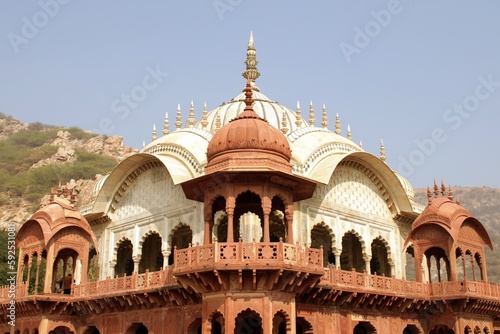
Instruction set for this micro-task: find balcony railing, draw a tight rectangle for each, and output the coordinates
[173,240,324,274]
[3,256,500,303]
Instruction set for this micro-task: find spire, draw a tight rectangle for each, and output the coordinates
[433,179,439,197]
[142,140,145,149]
[151,124,157,142]
[380,139,386,162]
[175,104,182,129]
[187,100,195,127]
[242,31,260,89]
[347,124,352,141]
[359,140,363,149]
[281,113,289,135]
[441,180,446,196]
[448,185,454,201]
[215,112,221,132]
[163,112,170,135]
[239,78,259,118]
[308,101,315,126]
[427,187,432,205]
[49,188,55,203]
[335,113,341,135]
[295,101,303,127]
[201,102,209,129]
[321,104,328,129]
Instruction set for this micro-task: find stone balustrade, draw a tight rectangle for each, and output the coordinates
[172,240,324,275]
[3,255,500,303]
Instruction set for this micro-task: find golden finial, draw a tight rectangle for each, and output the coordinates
[309,101,315,126]
[448,185,454,201]
[215,113,221,132]
[321,104,328,129]
[281,113,289,135]
[187,100,195,128]
[335,113,341,135]
[427,186,432,205]
[441,180,446,196]
[347,124,352,141]
[433,179,439,197]
[162,112,169,135]
[359,140,363,149]
[380,139,386,162]
[151,124,157,142]
[295,101,302,127]
[175,104,182,129]
[201,102,208,129]
[242,31,260,89]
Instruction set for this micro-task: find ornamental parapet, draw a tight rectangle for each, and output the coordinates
[318,267,500,301]
[172,240,324,276]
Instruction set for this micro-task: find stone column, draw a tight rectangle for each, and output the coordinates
[335,253,341,269]
[109,260,116,278]
[285,209,294,244]
[364,256,371,275]
[162,250,170,268]
[204,203,212,245]
[133,255,141,274]
[262,197,272,242]
[226,197,235,242]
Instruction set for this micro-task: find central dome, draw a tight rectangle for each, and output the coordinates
[205,80,292,174]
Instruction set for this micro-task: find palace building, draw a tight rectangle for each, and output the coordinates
[2,33,500,334]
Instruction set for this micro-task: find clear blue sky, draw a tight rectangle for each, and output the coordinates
[1,1,499,189]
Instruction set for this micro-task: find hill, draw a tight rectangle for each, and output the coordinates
[0,113,136,224]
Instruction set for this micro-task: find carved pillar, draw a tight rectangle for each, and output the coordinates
[109,260,116,278]
[226,196,235,243]
[162,250,170,269]
[461,255,466,280]
[285,207,293,244]
[204,199,212,245]
[34,255,42,294]
[133,255,141,273]
[262,197,272,242]
[334,252,341,269]
[364,256,371,275]
[471,256,477,281]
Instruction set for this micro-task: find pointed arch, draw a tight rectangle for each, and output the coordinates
[311,222,336,267]
[341,229,366,272]
[235,308,263,334]
[207,310,224,334]
[114,238,133,277]
[370,236,392,276]
[138,231,163,273]
[296,317,313,334]
[168,223,193,265]
[354,321,377,334]
[272,309,291,334]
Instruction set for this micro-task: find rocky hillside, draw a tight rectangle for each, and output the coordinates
[0,113,137,226]
[414,187,500,282]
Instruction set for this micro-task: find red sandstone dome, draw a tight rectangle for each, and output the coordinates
[205,79,292,173]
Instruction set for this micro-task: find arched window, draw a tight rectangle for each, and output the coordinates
[115,239,133,277]
[139,232,163,273]
[405,246,416,281]
[235,308,263,334]
[370,238,390,276]
[168,224,193,265]
[341,231,365,272]
[311,223,335,267]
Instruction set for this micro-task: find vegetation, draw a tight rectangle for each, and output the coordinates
[0,124,117,207]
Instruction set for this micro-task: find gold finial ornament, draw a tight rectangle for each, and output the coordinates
[433,179,439,197]
[175,104,182,129]
[201,102,209,129]
[242,31,260,90]
[163,112,169,135]
[215,113,221,132]
[347,124,352,141]
[295,101,302,127]
[281,113,289,135]
[309,101,315,126]
[448,185,454,201]
[151,124,157,142]
[188,101,195,128]
[380,139,386,162]
[321,104,328,129]
[335,113,341,135]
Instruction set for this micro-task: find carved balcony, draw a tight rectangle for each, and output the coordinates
[172,239,325,294]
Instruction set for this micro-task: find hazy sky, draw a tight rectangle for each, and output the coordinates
[1,1,499,189]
